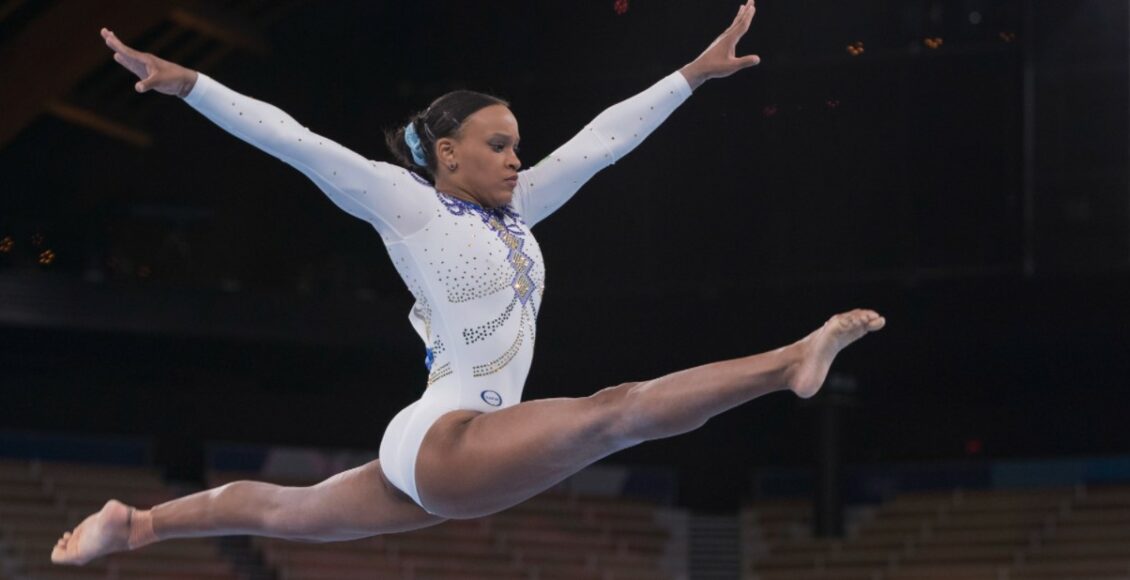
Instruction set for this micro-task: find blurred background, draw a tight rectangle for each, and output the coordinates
[1,1,1128,579]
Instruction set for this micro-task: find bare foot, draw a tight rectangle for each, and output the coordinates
[51,499,132,565]
[786,309,886,399]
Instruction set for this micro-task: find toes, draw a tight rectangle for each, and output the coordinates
[833,310,885,332]
[828,310,885,334]
[860,309,885,331]
[853,309,882,324]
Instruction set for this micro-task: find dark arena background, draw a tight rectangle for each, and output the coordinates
[2,1,1129,579]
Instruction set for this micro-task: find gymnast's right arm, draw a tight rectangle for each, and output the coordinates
[99,27,428,238]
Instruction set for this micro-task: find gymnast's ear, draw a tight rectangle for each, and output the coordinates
[435,137,458,169]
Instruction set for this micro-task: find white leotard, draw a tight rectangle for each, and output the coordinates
[184,70,692,509]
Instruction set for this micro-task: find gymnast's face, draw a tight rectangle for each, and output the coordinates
[436,105,522,208]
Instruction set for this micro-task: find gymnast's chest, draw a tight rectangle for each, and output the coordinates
[415,207,545,308]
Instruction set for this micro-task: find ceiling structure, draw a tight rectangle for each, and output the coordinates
[0,0,302,149]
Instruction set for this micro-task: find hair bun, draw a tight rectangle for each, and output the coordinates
[384,89,510,183]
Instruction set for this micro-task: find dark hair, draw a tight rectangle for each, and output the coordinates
[385,90,509,182]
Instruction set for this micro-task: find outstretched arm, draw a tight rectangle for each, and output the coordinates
[100,28,431,239]
[511,1,761,227]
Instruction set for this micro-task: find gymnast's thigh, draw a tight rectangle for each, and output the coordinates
[414,383,640,519]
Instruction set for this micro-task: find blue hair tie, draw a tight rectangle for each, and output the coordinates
[404,122,427,167]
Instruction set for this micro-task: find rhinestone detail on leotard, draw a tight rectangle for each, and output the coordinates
[427,362,453,386]
[435,191,541,376]
[473,310,530,378]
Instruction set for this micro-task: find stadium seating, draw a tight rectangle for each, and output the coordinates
[744,485,1130,580]
[12,456,1128,580]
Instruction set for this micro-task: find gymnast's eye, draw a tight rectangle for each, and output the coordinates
[490,142,505,152]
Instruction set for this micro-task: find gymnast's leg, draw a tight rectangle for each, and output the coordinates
[415,309,885,519]
[51,459,445,565]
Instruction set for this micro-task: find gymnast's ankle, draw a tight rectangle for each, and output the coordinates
[127,508,158,549]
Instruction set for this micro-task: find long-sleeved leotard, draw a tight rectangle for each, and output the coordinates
[183,70,692,510]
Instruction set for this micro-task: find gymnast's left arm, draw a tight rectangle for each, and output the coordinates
[512,0,761,227]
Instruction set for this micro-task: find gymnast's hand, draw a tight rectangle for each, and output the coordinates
[679,0,761,90]
[100,27,198,98]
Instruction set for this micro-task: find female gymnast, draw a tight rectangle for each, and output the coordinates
[54,1,884,565]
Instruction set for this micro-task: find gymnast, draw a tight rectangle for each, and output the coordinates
[54,1,884,564]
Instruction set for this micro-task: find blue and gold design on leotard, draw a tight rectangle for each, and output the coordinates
[436,191,540,377]
[487,216,536,306]
[435,191,539,307]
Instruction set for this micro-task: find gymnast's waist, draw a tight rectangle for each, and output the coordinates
[421,365,526,413]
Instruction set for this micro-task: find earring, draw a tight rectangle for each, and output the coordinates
[448,163,458,171]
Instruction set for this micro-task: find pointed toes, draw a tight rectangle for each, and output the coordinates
[835,309,886,333]
[858,310,885,331]
[52,530,76,563]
